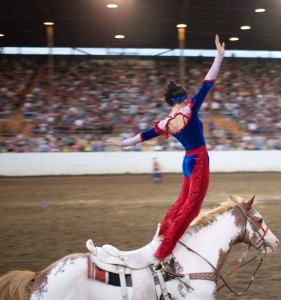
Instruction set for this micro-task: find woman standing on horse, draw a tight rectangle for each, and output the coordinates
[107,34,225,262]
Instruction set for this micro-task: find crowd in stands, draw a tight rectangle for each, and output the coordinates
[0,57,40,117]
[0,55,280,152]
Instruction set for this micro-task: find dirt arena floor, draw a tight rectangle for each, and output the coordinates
[0,172,280,299]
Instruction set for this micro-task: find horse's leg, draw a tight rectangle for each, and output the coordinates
[0,270,36,300]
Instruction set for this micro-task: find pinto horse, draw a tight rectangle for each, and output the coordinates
[0,196,278,300]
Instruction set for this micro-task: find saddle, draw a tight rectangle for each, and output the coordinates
[86,224,173,300]
[86,224,162,270]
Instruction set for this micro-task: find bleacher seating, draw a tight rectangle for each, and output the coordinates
[0,55,280,152]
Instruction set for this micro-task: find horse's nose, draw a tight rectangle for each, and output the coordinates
[272,238,279,250]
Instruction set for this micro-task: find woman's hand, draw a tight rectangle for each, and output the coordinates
[106,139,123,146]
[215,34,225,56]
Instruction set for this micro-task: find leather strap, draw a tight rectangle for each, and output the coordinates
[189,272,218,283]
[162,266,184,278]
[117,267,129,300]
[155,270,170,300]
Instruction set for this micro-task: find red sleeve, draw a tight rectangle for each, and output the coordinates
[154,121,169,139]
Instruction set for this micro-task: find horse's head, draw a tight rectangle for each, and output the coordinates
[234,196,279,253]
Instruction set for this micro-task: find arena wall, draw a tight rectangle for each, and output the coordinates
[0,151,280,176]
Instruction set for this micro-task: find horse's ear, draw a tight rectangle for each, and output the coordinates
[245,195,255,209]
[229,194,235,203]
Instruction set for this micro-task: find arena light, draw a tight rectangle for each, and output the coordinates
[0,33,4,37]
[229,37,239,41]
[107,4,118,8]
[115,35,125,39]
[255,8,266,13]
[44,22,54,26]
[240,26,251,30]
[177,24,187,28]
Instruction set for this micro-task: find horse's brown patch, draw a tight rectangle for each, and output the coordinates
[31,253,85,297]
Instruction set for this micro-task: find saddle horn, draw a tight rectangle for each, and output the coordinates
[86,239,97,255]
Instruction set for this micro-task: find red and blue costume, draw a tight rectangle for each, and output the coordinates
[122,55,223,260]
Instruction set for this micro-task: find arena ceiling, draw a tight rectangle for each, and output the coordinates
[1,0,281,51]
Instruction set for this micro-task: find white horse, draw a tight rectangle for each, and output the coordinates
[0,196,278,300]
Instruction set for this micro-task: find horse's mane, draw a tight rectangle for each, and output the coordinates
[190,195,245,229]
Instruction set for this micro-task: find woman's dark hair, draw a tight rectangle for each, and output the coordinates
[164,81,187,106]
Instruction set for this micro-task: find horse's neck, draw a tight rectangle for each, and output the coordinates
[175,212,240,271]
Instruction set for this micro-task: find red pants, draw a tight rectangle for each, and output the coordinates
[154,148,210,260]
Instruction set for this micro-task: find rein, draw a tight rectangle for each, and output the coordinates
[178,204,270,296]
[178,242,266,296]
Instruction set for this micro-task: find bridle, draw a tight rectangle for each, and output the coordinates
[236,204,271,250]
[178,204,271,295]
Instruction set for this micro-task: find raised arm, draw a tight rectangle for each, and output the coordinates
[192,34,225,112]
